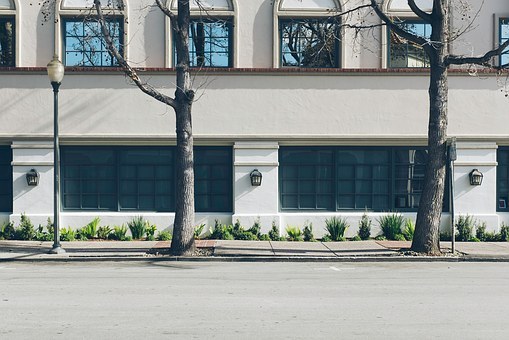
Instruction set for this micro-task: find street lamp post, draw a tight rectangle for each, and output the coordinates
[47,55,65,254]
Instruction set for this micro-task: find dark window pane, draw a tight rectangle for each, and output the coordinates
[0,147,12,212]
[0,17,15,67]
[388,21,431,68]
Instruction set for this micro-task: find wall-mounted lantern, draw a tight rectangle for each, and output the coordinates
[26,169,40,186]
[250,169,262,186]
[469,169,483,186]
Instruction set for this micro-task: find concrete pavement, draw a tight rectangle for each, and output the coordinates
[1,239,509,262]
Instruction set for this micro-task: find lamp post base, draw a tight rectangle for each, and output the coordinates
[49,246,66,254]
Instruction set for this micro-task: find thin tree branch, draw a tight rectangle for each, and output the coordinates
[155,0,175,20]
[93,0,176,109]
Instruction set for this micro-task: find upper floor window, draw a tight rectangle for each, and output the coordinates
[500,18,509,66]
[497,148,509,211]
[275,0,341,68]
[388,21,431,68]
[58,0,125,67]
[170,0,234,68]
[280,18,339,68]
[0,0,15,67]
[385,0,432,68]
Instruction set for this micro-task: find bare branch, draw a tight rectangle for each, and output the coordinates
[155,0,175,20]
[370,0,430,50]
[445,38,509,68]
[93,0,176,109]
[408,0,432,23]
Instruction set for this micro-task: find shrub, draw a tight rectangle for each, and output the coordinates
[456,215,475,242]
[321,234,332,242]
[268,222,283,241]
[475,222,487,242]
[351,235,362,241]
[402,219,415,241]
[303,222,315,242]
[0,221,15,240]
[358,214,371,240]
[127,216,146,240]
[286,226,303,241]
[97,226,112,240]
[377,213,404,240]
[60,227,76,242]
[247,219,262,238]
[80,217,100,239]
[146,224,157,241]
[35,218,54,241]
[209,220,234,240]
[500,223,509,242]
[259,234,271,241]
[157,230,172,241]
[440,231,452,241]
[194,224,205,239]
[324,217,349,241]
[110,225,129,241]
[15,213,35,240]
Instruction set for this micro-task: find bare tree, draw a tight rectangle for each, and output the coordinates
[365,0,509,254]
[94,0,196,256]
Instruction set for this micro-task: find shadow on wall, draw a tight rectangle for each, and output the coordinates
[253,0,274,67]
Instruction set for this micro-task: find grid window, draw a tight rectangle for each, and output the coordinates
[280,18,339,68]
[280,147,443,212]
[388,21,431,68]
[174,18,233,67]
[63,17,123,67]
[0,146,12,212]
[500,18,509,66]
[61,146,232,212]
[497,148,509,211]
[0,16,14,67]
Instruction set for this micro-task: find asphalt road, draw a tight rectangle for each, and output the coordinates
[1,262,508,339]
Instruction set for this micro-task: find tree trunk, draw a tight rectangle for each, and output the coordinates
[170,0,196,256]
[412,3,450,254]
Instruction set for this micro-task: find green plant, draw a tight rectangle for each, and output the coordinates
[80,217,100,239]
[146,224,157,241]
[321,234,332,242]
[247,218,262,238]
[259,234,270,241]
[208,220,234,240]
[440,231,452,241]
[500,223,509,242]
[377,213,404,240]
[351,235,362,241]
[60,227,76,241]
[456,215,475,242]
[285,225,303,241]
[324,217,349,241]
[194,223,205,239]
[157,230,173,241]
[127,216,146,240]
[475,222,487,242]
[97,226,112,240]
[358,213,372,240]
[15,213,35,240]
[303,222,315,242]
[0,221,15,240]
[402,219,415,241]
[110,225,129,241]
[35,218,54,241]
[268,221,282,241]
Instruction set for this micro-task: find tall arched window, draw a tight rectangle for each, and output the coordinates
[168,0,236,68]
[274,0,342,68]
[384,0,432,68]
[0,0,16,67]
[56,0,126,67]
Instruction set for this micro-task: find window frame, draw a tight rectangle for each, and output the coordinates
[0,0,16,67]
[497,147,509,212]
[279,146,448,213]
[279,17,340,68]
[498,17,509,67]
[62,16,124,67]
[61,146,233,213]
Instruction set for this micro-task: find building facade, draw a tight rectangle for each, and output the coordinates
[0,0,508,237]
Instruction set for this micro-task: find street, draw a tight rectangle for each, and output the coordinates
[1,262,508,339]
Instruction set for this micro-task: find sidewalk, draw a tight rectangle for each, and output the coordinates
[2,240,509,262]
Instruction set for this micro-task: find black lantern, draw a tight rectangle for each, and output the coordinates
[250,169,262,186]
[26,169,40,186]
[469,169,483,186]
